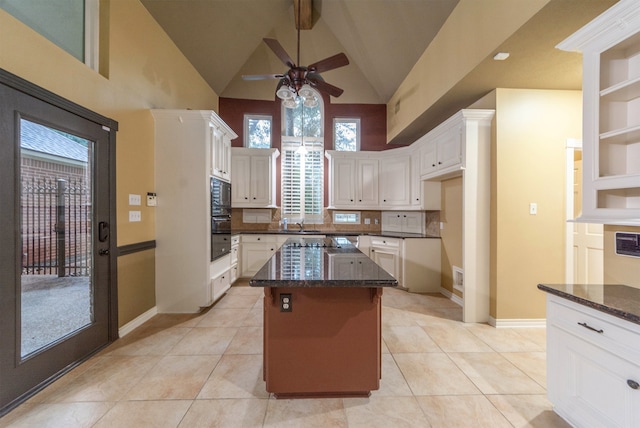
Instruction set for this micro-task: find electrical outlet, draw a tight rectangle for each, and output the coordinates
[529,203,537,215]
[129,194,141,206]
[129,210,141,222]
[364,218,371,225]
[280,293,292,312]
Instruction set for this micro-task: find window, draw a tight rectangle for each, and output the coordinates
[333,211,361,224]
[281,90,324,224]
[244,114,272,148]
[334,118,360,151]
[0,0,99,70]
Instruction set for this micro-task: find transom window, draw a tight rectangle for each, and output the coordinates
[334,118,360,151]
[244,114,272,148]
[281,89,324,224]
[0,0,99,70]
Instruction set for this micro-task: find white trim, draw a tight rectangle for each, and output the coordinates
[488,317,547,328]
[439,287,463,307]
[118,306,157,337]
[85,0,100,72]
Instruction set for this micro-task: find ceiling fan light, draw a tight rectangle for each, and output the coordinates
[282,98,297,109]
[298,85,314,99]
[303,96,318,107]
[276,86,294,100]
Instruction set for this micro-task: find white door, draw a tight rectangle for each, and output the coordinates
[569,150,603,284]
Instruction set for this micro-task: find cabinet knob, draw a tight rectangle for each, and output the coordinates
[383,199,387,202]
[438,161,442,165]
[628,379,639,390]
[244,197,248,200]
[432,164,436,167]
[359,199,362,202]
[253,197,256,200]
[257,237,261,241]
[350,199,354,202]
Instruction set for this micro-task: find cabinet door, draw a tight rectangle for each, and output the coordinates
[380,156,411,207]
[402,212,424,234]
[250,155,271,206]
[437,125,462,170]
[371,246,400,282]
[211,269,231,302]
[548,325,640,428]
[220,136,231,181]
[231,155,251,205]
[357,159,379,206]
[241,242,276,277]
[211,127,224,179]
[332,158,356,206]
[420,140,437,176]
[411,154,422,207]
[381,212,403,232]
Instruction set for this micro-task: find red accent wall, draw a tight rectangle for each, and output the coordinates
[218,97,388,207]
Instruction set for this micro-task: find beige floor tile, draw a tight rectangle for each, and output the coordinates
[104,326,192,356]
[370,354,413,397]
[213,294,261,309]
[383,326,441,353]
[32,355,160,403]
[502,352,547,388]
[227,283,263,296]
[225,327,263,354]
[514,327,547,350]
[487,394,572,428]
[263,398,347,428]
[343,396,431,428]
[125,355,220,400]
[179,399,268,427]
[195,308,251,328]
[421,324,494,353]
[198,354,269,399]
[142,313,203,329]
[448,352,546,395]
[0,402,113,428]
[242,306,264,327]
[92,400,192,428]
[394,353,481,395]
[168,327,237,355]
[382,307,421,327]
[416,395,512,428]
[466,324,544,352]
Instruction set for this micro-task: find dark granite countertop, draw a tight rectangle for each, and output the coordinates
[538,283,640,326]
[233,229,440,239]
[250,237,399,288]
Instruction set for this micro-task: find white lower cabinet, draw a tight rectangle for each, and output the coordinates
[239,235,290,278]
[230,235,239,285]
[367,236,441,292]
[210,256,231,304]
[546,294,640,428]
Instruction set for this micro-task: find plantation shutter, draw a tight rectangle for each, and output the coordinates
[281,146,301,216]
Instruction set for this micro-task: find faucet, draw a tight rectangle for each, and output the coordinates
[296,219,304,231]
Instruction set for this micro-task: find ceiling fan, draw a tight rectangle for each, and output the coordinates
[242,1,349,100]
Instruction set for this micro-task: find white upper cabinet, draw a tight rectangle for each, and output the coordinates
[380,154,411,207]
[211,126,231,181]
[325,151,379,209]
[231,147,279,208]
[558,0,640,225]
[420,122,463,180]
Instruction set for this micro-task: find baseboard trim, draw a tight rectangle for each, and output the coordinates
[118,306,158,337]
[489,317,546,328]
[439,287,463,307]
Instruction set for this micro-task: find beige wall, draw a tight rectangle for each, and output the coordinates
[386,0,549,142]
[0,0,219,326]
[604,225,640,289]
[440,177,463,296]
[490,88,582,320]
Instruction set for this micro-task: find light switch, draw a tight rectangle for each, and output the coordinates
[529,203,537,215]
[129,211,141,222]
[129,194,141,206]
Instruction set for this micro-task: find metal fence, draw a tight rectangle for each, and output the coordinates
[21,177,91,277]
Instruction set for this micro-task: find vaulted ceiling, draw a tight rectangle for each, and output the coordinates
[141,0,617,144]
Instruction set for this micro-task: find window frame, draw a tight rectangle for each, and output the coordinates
[244,114,273,148]
[333,117,361,151]
[332,211,361,224]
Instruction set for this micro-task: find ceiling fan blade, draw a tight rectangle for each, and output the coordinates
[263,38,296,68]
[307,76,344,97]
[242,74,283,81]
[307,53,349,73]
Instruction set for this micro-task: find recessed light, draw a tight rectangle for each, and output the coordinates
[493,52,510,61]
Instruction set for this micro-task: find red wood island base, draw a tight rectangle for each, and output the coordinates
[262,286,383,398]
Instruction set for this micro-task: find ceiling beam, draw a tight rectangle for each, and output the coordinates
[294,0,313,30]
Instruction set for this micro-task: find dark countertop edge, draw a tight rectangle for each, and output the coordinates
[537,284,640,326]
[250,280,398,288]
[232,230,440,239]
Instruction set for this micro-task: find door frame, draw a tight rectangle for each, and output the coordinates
[0,68,119,414]
[565,138,582,283]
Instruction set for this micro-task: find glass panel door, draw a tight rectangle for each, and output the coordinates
[20,119,94,358]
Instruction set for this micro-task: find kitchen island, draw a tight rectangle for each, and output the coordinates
[250,237,398,398]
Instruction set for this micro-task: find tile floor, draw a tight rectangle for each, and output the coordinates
[0,281,571,427]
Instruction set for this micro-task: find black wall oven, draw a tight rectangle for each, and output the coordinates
[211,177,231,261]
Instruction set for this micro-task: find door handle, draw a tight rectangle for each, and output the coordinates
[98,221,109,242]
[99,249,110,256]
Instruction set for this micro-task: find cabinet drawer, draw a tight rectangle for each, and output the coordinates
[370,237,401,249]
[231,235,240,245]
[241,234,279,244]
[548,295,640,358]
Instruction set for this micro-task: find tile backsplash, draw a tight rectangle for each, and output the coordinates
[231,208,440,237]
